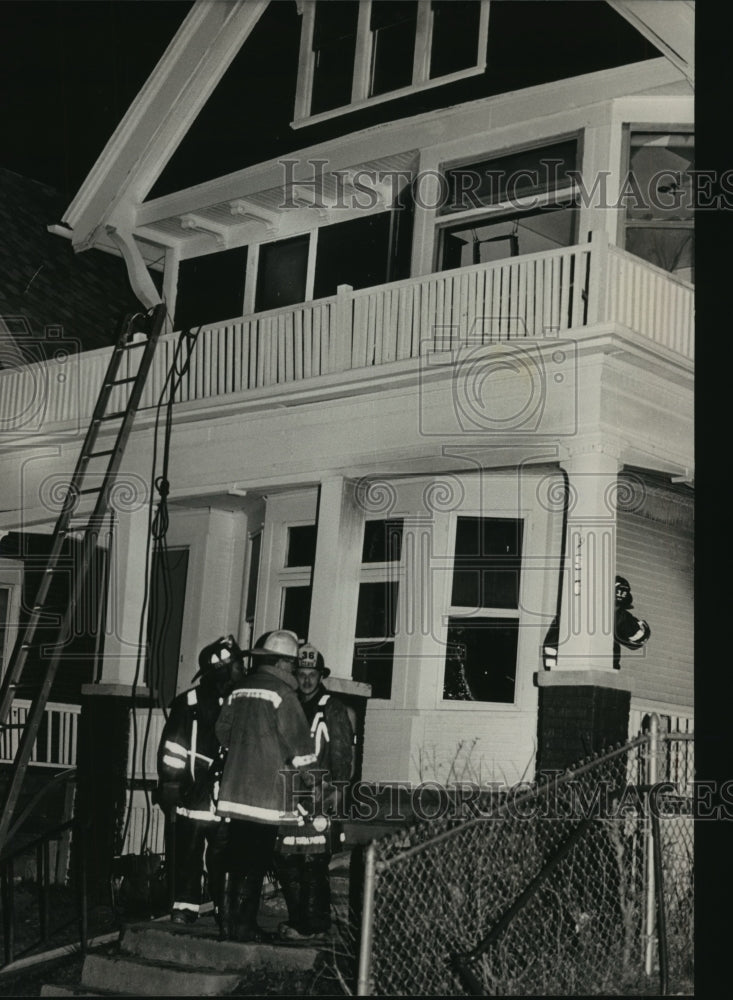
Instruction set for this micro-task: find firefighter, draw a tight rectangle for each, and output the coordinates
[155,634,246,925]
[614,575,651,669]
[214,629,320,943]
[274,642,355,942]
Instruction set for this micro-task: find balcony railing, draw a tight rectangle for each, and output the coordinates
[0,234,693,435]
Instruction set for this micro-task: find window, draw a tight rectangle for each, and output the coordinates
[255,234,310,312]
[352,518,403,699]
[443,516,523,703]
[174,246,248,330]
[279,523,316,640]
[623,131,694,283]
[295,0,490,125]
[313,213,393,298]
[437,139,579,270]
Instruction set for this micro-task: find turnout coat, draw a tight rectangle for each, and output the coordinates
[215,661,317,824]
[157,684,222,822]
[276,683,355,855]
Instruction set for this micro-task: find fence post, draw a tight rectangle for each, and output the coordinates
[356,840,378,996]
[644,713,660,977]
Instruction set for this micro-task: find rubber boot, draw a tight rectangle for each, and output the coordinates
[301,854,332,936]
[217,873,235,941]
[233,871,268,942]
[274,853,303,933]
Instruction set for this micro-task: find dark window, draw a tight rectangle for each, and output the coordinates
[361,520,404,563]
[442,140,578,215]
[355,581,398,638]
[255,234,309,312]
[313,213,393,299]
[174,246,248,330]
[353,640,394,699]
[430,1,482,78]
[281,585,312,641]
[451,517,523,609]
[370,1,417,96]
[311,0,359,115]
[286,525,317,568]
[443,617,518,703]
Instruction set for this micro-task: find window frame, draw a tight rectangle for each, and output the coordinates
[619,124,694,282]
[438,511,525,708]
[352,518,404,702]
[433,135,582,272]
[293,0,491,128]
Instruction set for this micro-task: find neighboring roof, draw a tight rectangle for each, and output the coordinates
[0,168,141,359]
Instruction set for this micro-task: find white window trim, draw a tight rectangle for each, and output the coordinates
[353,528,404,702]
[437,512,525,710]
[292,0,491,129]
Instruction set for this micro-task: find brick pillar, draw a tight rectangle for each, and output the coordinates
[536,676,631,775]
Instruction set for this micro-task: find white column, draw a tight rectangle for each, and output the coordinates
[102,505,151,685]
[307,477,363,679]
[555,443,620,671]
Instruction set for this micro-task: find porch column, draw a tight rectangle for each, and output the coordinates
[101,504,151,685]
[308,476,363,679]
[536,441,632,775]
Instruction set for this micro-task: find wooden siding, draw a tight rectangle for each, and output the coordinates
[616,508,693,709]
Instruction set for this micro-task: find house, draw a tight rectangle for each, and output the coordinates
[0,1,693,862]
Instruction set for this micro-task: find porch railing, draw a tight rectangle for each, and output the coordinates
[0,700,79,769]
[0,234,694,435]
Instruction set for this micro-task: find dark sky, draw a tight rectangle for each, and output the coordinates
[0,0,192,201]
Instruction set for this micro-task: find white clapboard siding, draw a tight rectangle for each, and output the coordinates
[616,511,693,709]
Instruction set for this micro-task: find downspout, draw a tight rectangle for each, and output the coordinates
[542,467,570,671]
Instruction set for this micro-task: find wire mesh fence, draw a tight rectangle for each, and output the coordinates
[358,723,693,996]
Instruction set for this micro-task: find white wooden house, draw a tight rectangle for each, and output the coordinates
[0,1,693,844]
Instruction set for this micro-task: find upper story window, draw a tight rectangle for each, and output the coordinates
[436,138,579,270]
[294,0,490,126]
[622,130,694,283]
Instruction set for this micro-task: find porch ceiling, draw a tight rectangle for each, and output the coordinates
[135,149,420,253]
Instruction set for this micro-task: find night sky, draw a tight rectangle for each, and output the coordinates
[0,0,192,200]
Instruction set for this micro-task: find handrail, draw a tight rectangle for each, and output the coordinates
[1,817,87,968]
[1,769,77,852]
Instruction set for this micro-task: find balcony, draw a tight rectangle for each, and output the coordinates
[0,234,693,438]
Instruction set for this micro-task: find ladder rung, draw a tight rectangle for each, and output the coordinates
[122,339,147,349]
[97,411,127,421]
[78,487,102,495]
[85,450,115,459]
[107,376,138,386]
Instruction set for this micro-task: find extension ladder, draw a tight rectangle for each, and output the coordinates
[0,303,166,851]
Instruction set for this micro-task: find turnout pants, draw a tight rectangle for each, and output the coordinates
[170,813,228,916]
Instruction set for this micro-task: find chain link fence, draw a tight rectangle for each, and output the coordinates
[356,719,693,996]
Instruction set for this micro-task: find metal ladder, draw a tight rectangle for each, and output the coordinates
[0,303,166,851]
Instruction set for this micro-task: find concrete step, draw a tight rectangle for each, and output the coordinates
[41,987,115,997]
[80,952,242,996]
[121,920,319,974]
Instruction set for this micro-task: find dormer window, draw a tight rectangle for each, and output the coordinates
[294,0,490,126]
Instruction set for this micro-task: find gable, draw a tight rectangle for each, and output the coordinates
[149,0,662,199]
